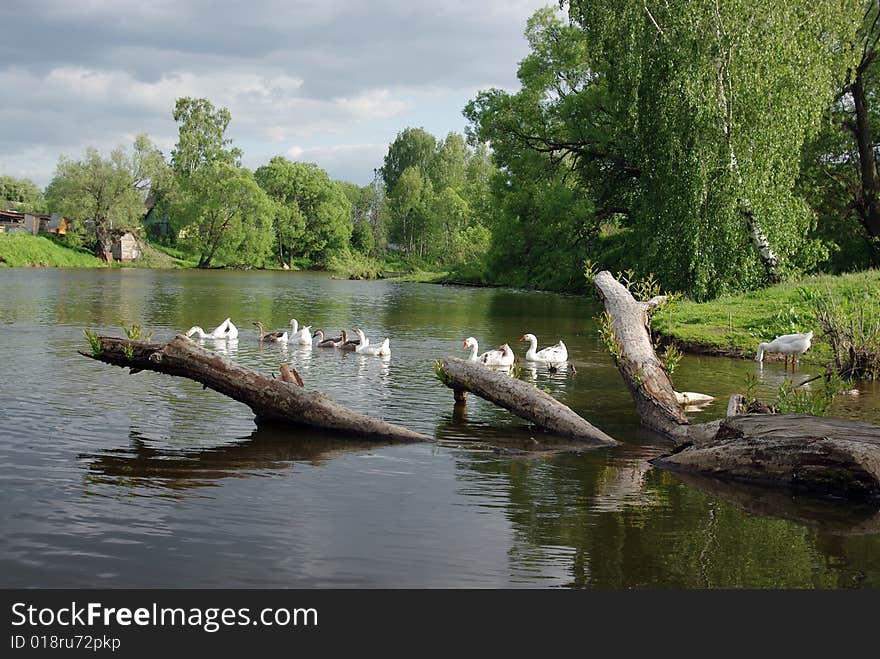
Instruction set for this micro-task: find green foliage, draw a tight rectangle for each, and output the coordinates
[121,322,152,342]
[597,311,622,363]
[742,372,759,411]
[175,161,274,268]
[380,127,494,267]
[774,373,847,416]
[380,128,437,192]
[659,343,683,376]
[433,360,453,387]
[83,329,101,356]
[808,282,880,379]
[254,157,353,265]
[0,175,44,211]
[45,135,166,257]
[351,219,374,254]
[466,2,862,299]
[171,97,241,175]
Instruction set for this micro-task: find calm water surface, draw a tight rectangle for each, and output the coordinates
[1,268,879,588]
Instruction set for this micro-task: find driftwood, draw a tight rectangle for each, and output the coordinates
[436,357,617,446]
[593,270,880,500]
[593,270,687,435]
[81,335,429,443]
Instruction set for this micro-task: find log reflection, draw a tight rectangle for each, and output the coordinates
[81,426,387,493]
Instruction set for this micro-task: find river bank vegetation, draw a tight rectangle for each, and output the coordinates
[3,2,880,366]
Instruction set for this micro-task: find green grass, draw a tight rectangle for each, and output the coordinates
[652,269,880,363]
[116,241,195,268]
[0,233,105,268]
[325,249,447,282]
[142,242,198,268]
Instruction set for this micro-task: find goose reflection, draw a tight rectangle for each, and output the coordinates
[81,428,390,495]
[187,337,239,358]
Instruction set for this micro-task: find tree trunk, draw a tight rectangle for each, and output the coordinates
[95,220,113,262]
[435,357,617,446]
[592,270,880,500]
[81,335,430,443]
[851,75,880,238]
[593,270,688,436]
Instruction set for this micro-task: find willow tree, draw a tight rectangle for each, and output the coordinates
[567,0,860,297]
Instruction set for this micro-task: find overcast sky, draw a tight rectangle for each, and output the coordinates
[0,0,551,188]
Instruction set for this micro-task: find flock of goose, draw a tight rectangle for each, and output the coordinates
[184,318,391,357]
[180,319,816,410]
[181,318,571,367]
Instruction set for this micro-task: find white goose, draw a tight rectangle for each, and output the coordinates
[360,337,391,357]
[288,319,313,346]
[520,333,568,366]
[184,318,239,340]
[351,328,373,353]
[755,331,813,369]
[464,338,514,367]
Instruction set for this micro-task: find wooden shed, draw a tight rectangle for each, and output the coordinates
[111,232,141,262]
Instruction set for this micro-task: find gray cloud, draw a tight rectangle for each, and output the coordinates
[0,0,551,186]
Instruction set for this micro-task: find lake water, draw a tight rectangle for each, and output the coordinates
[1,268,879,588]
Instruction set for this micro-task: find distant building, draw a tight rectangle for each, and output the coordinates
[143,195,170,239]
[0,210,24,233]
[0,210,67,235]
[110,231,141,262]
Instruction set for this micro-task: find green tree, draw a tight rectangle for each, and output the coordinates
[45,135,166,260]
[171,97,241,175]
[388,165,434,256]
[467,3,860,298]
[177,162,273,268]
[254,156,352,264]
[800,1,880,269]
[351,219,375,254]
[380,128,436,192]
[0,175,44,211]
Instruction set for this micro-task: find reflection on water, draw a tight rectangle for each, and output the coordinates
[0,268,879,588]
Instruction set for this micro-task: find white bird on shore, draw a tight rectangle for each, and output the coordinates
[520,333,568,366]
[755,331,813,370]
[184,318,238,340]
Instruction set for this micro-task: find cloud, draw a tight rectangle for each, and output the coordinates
[0,0,551,186]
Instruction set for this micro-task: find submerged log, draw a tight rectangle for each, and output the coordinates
[81,335,429,443]
[436,357,618,446]
[592,269,880,501]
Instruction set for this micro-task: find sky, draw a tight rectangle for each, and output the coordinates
[0,0,551,188]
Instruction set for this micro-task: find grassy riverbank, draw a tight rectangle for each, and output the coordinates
[324,249,447,282]
[0,233,104,267]
[653,269,880,363]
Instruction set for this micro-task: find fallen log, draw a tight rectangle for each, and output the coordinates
[654,414,880,500]
[592,270,880,501]
[80,335,430,443]
[435,357,618,446]
[593,270,687,436]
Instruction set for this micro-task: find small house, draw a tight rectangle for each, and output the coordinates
[111,232,141,262]
[0,210,24,233]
